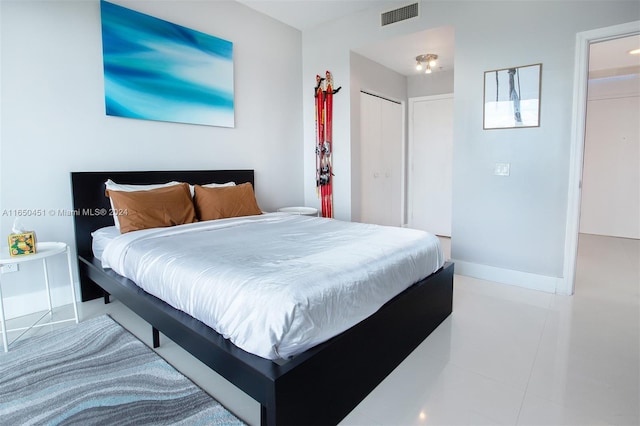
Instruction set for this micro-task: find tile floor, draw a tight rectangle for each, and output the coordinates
[343,234,639,425]
[4,233,639,425]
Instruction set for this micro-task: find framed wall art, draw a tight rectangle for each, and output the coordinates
[483,63,541,129]
[100,0,234,128]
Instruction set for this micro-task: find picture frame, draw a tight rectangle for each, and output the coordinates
[100,0,234,128]
[483,63,541,129]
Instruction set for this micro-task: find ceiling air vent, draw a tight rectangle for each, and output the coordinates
[381,3,419,27]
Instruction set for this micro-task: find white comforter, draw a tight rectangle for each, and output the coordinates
[102,213,444,360]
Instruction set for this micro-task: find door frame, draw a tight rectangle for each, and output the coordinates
[561,20,640,295]
[407,93,454,233]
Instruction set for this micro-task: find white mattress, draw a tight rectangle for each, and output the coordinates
[100,213,444,360]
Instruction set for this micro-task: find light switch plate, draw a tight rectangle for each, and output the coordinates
[494,162,510,176]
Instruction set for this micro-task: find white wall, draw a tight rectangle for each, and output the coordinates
[0,0,303,317]
[580,73,640,238]
[408,69,454,98]
[302,0,640,291]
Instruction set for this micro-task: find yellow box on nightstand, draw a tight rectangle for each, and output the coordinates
[8,232,37,256]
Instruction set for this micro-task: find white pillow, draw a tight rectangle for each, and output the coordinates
[104,179,182,229]
[91,226,120,259]
[188,181,235,197]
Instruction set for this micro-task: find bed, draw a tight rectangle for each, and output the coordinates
[71,170,454,425]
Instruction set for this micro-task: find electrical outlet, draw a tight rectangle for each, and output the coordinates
[1,263,19,274]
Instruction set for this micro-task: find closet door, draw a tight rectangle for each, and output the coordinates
[360,92,403,226]
[408,95,453,236]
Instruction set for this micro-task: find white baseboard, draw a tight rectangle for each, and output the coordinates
[452,260,563,294]
[2,285,77,320]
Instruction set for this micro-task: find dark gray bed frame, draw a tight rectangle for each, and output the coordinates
[70,170,454,426]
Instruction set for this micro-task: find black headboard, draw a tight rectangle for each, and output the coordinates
[70,170,255,259]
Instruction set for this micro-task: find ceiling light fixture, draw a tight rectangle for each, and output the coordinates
[629,48,640,55]
[415,54,438,74]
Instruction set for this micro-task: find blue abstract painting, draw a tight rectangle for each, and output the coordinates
[100,1,234,127]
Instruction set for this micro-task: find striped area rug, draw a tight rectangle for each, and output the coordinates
[0,315,245,425]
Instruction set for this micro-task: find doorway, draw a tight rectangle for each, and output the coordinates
[562,21,640,295]
[407,94,454,237]
[580,36,640,240]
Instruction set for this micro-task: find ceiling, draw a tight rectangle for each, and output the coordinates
[236,1,638,77]
[235,0,394,32]
[237,0,454,77]
[353,26,455,76]
[589,34,640,71]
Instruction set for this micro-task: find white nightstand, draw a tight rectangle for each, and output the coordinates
[0,242,79,352]
[277,206,319,217]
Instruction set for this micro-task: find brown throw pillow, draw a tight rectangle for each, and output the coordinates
[107,183,197,233]
[194,182,262,221]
